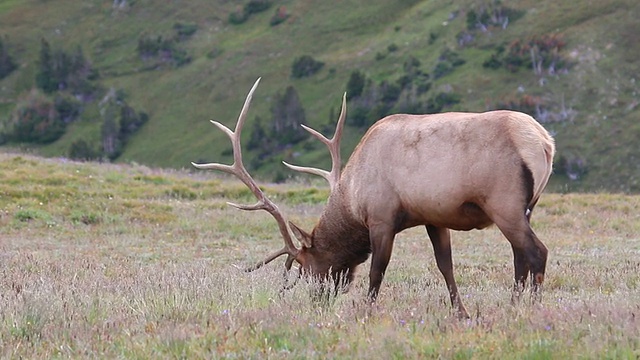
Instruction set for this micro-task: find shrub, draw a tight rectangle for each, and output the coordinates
[380,81,401,103]
[229,1,272,25]
[433,49,465,79]
[206,48,223,59]
[244,0,271,15]
[68,140,100,161]
[492,34,568,74]
[137,34,191,67]
[483,54,503,69]
[228,7,249,25]
[173,22,198,40]
[54,95,81,123]
[426,92,461,113]
[291,55,324,78]
[433,62,453,79]
[270,6,290,26]
[9,90,66,144]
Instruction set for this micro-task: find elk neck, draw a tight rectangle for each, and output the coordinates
[310,186,371,271]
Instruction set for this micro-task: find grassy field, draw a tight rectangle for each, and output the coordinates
[0,152,639,358]
[1,0,640,191]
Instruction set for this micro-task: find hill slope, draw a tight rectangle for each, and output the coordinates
[0,0,639,192]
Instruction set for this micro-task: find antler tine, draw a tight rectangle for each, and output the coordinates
[192,78,300,269]
[282,92,347,191]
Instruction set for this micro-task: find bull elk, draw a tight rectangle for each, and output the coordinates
[192,78,555,318]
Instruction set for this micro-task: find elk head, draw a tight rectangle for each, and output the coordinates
[191,78,347,287]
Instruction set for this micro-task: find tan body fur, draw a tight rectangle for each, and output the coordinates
[342,111,554,232]
[292,110,555,318]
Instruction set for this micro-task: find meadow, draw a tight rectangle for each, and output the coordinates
[0,152,639,358]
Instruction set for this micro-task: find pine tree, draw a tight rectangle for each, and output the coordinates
[0,36,17,79]
[270,85,306,145]
[36,38,56,93]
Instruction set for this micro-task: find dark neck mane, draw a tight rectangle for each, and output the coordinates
[312,189,371,271]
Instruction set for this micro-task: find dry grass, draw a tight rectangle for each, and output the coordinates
[1,153,639,358]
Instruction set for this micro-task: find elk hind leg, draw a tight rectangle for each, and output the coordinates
[426,225,470,319]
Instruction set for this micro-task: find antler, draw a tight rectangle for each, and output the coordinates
[192,78,299,272]
[282,92,347,191]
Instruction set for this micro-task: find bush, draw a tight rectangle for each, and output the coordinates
[244,0,271,15]
[54,95,81,123]
[173,22,198,39]
[270,6,290,26]
[380,81,401,103]
[137,34,191,67]
[9,90,66,144]
[433,62,453,79]
[68,140,100,161]
[426,92,461,113]
[291,55,324,78]
[137,35,173,57]
[229,1,272,25]
[228,7,249,25]
[483,54,503,69]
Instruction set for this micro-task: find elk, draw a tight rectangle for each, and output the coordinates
[193,78,555,318]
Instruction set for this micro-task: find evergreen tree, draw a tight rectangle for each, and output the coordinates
[270,86,306,145]
[101,103,121,159]
[36,38,56,93]
[0,36,17,79]
[346,71,366,98]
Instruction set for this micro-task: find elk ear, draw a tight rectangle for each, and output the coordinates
[289,221,313,248]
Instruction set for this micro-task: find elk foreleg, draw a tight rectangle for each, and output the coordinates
[510,244,530,304]
[426,225,470,319]
[494,215,548,303]
[367,224,396,302]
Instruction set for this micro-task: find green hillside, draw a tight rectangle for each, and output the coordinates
[1,0,639,192]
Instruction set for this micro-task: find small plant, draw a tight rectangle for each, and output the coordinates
[166,186,197,200]
[70,211,101,225]
[14,208,52,223]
